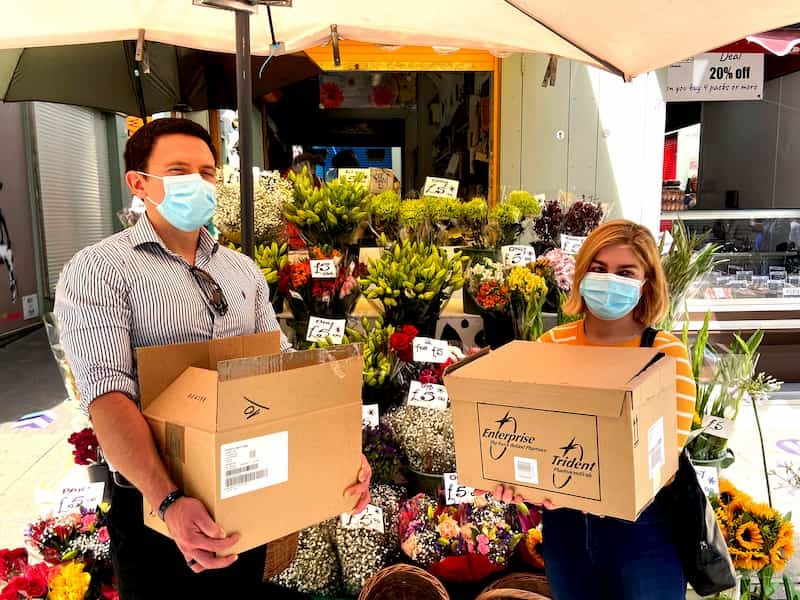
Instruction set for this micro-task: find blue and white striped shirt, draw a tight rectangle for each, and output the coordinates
[54,214,290,414]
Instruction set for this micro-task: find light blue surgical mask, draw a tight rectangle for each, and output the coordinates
[579,272,644,321]
[139,172,216,232]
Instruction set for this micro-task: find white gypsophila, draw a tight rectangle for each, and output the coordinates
[214,171,293,244]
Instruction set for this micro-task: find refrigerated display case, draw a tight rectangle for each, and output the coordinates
[661,209,800,382]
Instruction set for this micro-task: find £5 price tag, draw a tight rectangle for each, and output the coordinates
[340,504,385,534]
[310,259,337,279]
[423,176,459,199]
[412,337,449,363]
[443,473,476,505]
[560,234,587,255]
[56,482,105,516]
[362,404,379,428]
[305,316,346,344]
[501,245,536,267]
[407,381,449,410]
[701,415,735,440]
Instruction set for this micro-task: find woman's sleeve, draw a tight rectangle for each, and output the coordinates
[654,334,697,448]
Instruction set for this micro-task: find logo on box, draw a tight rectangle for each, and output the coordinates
[482,410,537,460]
[552,437,597,490]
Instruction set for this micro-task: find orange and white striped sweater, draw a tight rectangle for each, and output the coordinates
[540,320,696,448]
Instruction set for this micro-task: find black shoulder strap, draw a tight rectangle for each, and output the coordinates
[640,327,659,348]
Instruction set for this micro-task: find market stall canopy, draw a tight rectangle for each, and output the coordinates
[2,0,798,80]
[0,42,320,116]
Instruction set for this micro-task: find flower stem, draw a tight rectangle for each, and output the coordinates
[751,394,773,508]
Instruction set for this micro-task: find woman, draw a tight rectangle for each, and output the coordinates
[493,219,696,600]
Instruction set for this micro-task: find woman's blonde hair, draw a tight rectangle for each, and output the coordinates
[563,219,669,326]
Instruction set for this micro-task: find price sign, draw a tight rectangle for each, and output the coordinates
[56,482,105,516]
[362,404,379,428]
[340,504,385,534]
[693,465,720,497]
[666,53,764,102]
[560,234,587,255]
[338,168,371,185]
[407,381,449,410]
[444,473,476,505]
[412,337,449,363]
[701,416,735,440]
[310,259,337,279]
[306,316,346,344]
[783,287,800,298]
[736,270,754,281]
[501,245,536,267]
[770,267,787,281]
[423,177,459,199]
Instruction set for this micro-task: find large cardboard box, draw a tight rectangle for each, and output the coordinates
[444,341,679,521]
[137,333,363,553]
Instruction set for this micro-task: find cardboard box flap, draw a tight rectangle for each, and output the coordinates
[142,367,219,431]
[137,332,280,409]
[447,341,665,391]
[216,343,362,382]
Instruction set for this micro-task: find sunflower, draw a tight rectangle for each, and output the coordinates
[735,522,765,551]
[778,522,795,545]
[714,507,731,538]
[728,547,752,570]
[746,501,778,522]
[718,479,742,507]
[739,551,770,572]
[524,528,545,569]
[726,496,751,521]
[770,536,794,573]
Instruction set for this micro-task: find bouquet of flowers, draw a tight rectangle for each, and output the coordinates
[507,265,549,341]
[533,200,564,248]
[214,170,292,245]
[67,429,100,466]
[284,168,370,248]
[368,190,402,241]
[712,480,795,600]
[362,425,407,486]
[384,406,456,475]
[278,247,365,347]
[19,505,115,600]
[360,236,467,334]
[464,258,514,348]
[461,197,489,247]
[562,196,604,237]
[540,249,576,292]
[399,493,524,582]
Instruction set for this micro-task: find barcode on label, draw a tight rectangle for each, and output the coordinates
[225,469,268,489]
[226,463,259,477]
[249,450,256,459]
[513,457,539,484]
[647,417,665,478]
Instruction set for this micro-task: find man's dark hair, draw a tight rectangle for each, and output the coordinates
[124,118,217,172]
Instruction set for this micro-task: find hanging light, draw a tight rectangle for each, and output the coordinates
[377,44,403,52]
[432,46,460,55]
[489,49,514,58]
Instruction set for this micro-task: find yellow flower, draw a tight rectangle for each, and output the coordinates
[718,479,746,508]
[770,534,794,572]
[735,522,765,551]
[524,528,545,569]
[714,507,730,538]
[739,551,770,572]
[48,561,91,600]
[746,501,778,521]
[508,267,536,296]
[726,496,750,521]
[436,516,460,540]
[777,522,795,545]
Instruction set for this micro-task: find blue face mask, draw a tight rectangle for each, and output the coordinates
[579,272,643,321]
[140,172,216,232]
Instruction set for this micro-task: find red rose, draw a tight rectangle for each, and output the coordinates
[389,325,419,362]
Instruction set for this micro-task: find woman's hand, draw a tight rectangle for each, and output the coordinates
[344,453,372,514]
[477,484,558,509]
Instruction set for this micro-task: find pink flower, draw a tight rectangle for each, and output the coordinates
[97,526,110,543]
[436,517,460,540]
[81,514,97,532]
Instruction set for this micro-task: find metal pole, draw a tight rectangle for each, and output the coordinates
[235,10,255,258]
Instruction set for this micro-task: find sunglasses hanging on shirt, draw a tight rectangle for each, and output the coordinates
[189,266,229,317]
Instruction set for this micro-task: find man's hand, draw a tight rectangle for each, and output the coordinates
[164,496,241,574]
[345,454,372,514]
[477,484,558,509]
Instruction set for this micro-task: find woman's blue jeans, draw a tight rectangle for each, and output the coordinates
[541,500,686,600]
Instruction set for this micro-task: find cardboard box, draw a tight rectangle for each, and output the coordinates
[137,333,363,553]
[444,341,679,521]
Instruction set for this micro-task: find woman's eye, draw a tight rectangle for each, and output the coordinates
[591,266,606,273]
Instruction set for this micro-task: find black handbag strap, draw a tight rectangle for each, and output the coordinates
[640,327,659,348]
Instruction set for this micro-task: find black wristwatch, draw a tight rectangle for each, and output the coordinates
[158,489,185,521]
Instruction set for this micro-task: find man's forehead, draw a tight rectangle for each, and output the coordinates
[149,134,214,164]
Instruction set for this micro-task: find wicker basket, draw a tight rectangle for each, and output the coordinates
[481,573,551,598]
[475,590,549,600]
[262,532,300,580]
[358,564,449,600]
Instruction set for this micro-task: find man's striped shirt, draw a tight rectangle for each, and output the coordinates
[540,320,697,448]
[54,215,290,415]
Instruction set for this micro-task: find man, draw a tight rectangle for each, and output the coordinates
[55,118,371,599]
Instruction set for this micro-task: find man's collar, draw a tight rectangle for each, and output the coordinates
[130,214,219,259]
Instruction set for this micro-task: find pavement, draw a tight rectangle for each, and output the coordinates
[0,327,798,596]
